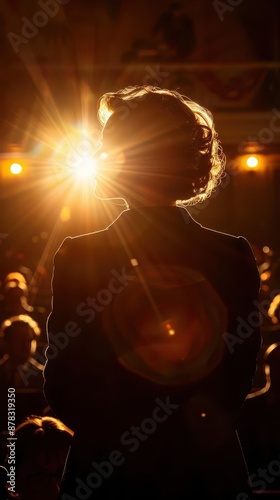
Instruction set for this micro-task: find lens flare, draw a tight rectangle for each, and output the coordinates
[103,265,227,385]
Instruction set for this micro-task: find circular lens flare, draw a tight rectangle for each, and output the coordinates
[103,265,227,385]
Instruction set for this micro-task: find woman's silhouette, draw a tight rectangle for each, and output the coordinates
[44,86,261,499]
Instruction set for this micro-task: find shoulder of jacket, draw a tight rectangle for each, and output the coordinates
[55,228,109,259]
[196,223,246,246]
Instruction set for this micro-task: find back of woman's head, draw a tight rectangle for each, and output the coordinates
[98,86,225,205]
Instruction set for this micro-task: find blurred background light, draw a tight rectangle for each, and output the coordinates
[60,206,71,222]
[263,246,271,254]
[246,156,259,168]
[237,153,266,172]
[10,162,23,175]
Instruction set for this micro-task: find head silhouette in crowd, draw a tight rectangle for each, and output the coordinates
[0,315,43,389]
[5,416,73,500]
[96,86,225,208]
[0,315,40,367]
[0,272,33,318]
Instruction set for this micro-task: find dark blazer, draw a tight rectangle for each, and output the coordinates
[44,206,261,499]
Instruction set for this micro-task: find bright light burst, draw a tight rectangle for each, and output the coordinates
[52,126,102,184]
[74,156,97,180]
[3,49,126,307]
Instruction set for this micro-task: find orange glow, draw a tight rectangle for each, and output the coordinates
[268,295,280,324]
[261,270,271,281]
[263,246,270,254]
[74,157,97,181]
[238,154,265,172]
[130,258,139,267]
[60,206,71,222]
[1,158,28,178]
[162,320,176,336]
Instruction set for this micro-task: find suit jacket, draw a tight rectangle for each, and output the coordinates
[44,206,261,499]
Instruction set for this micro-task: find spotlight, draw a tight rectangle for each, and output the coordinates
[52,126,102,184]
[72,157,97,181]
[10,162,23,175]
[238,154,265,172]
[246,156,259,168]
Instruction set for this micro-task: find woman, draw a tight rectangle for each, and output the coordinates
[44,86,261,499]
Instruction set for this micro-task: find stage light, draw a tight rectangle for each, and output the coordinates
[162,321,176,336]
[51,127,101,185]
[237,154,265,172]
[0,144,31,179]
[1,158,27,178]
[261,270,271,281]
[10,162,23,175]
[246,156,259,168]
[73,156,97,181]
[268,296,280,324]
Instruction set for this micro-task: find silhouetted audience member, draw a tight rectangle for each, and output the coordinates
[0,315,43,389]
[3,416,73,500]
[0,272,47,354]
[152,2,196,61]
[0,273,33,324]
[237,343,280,494]
[44,86,261,499]
[0,315,46,431]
